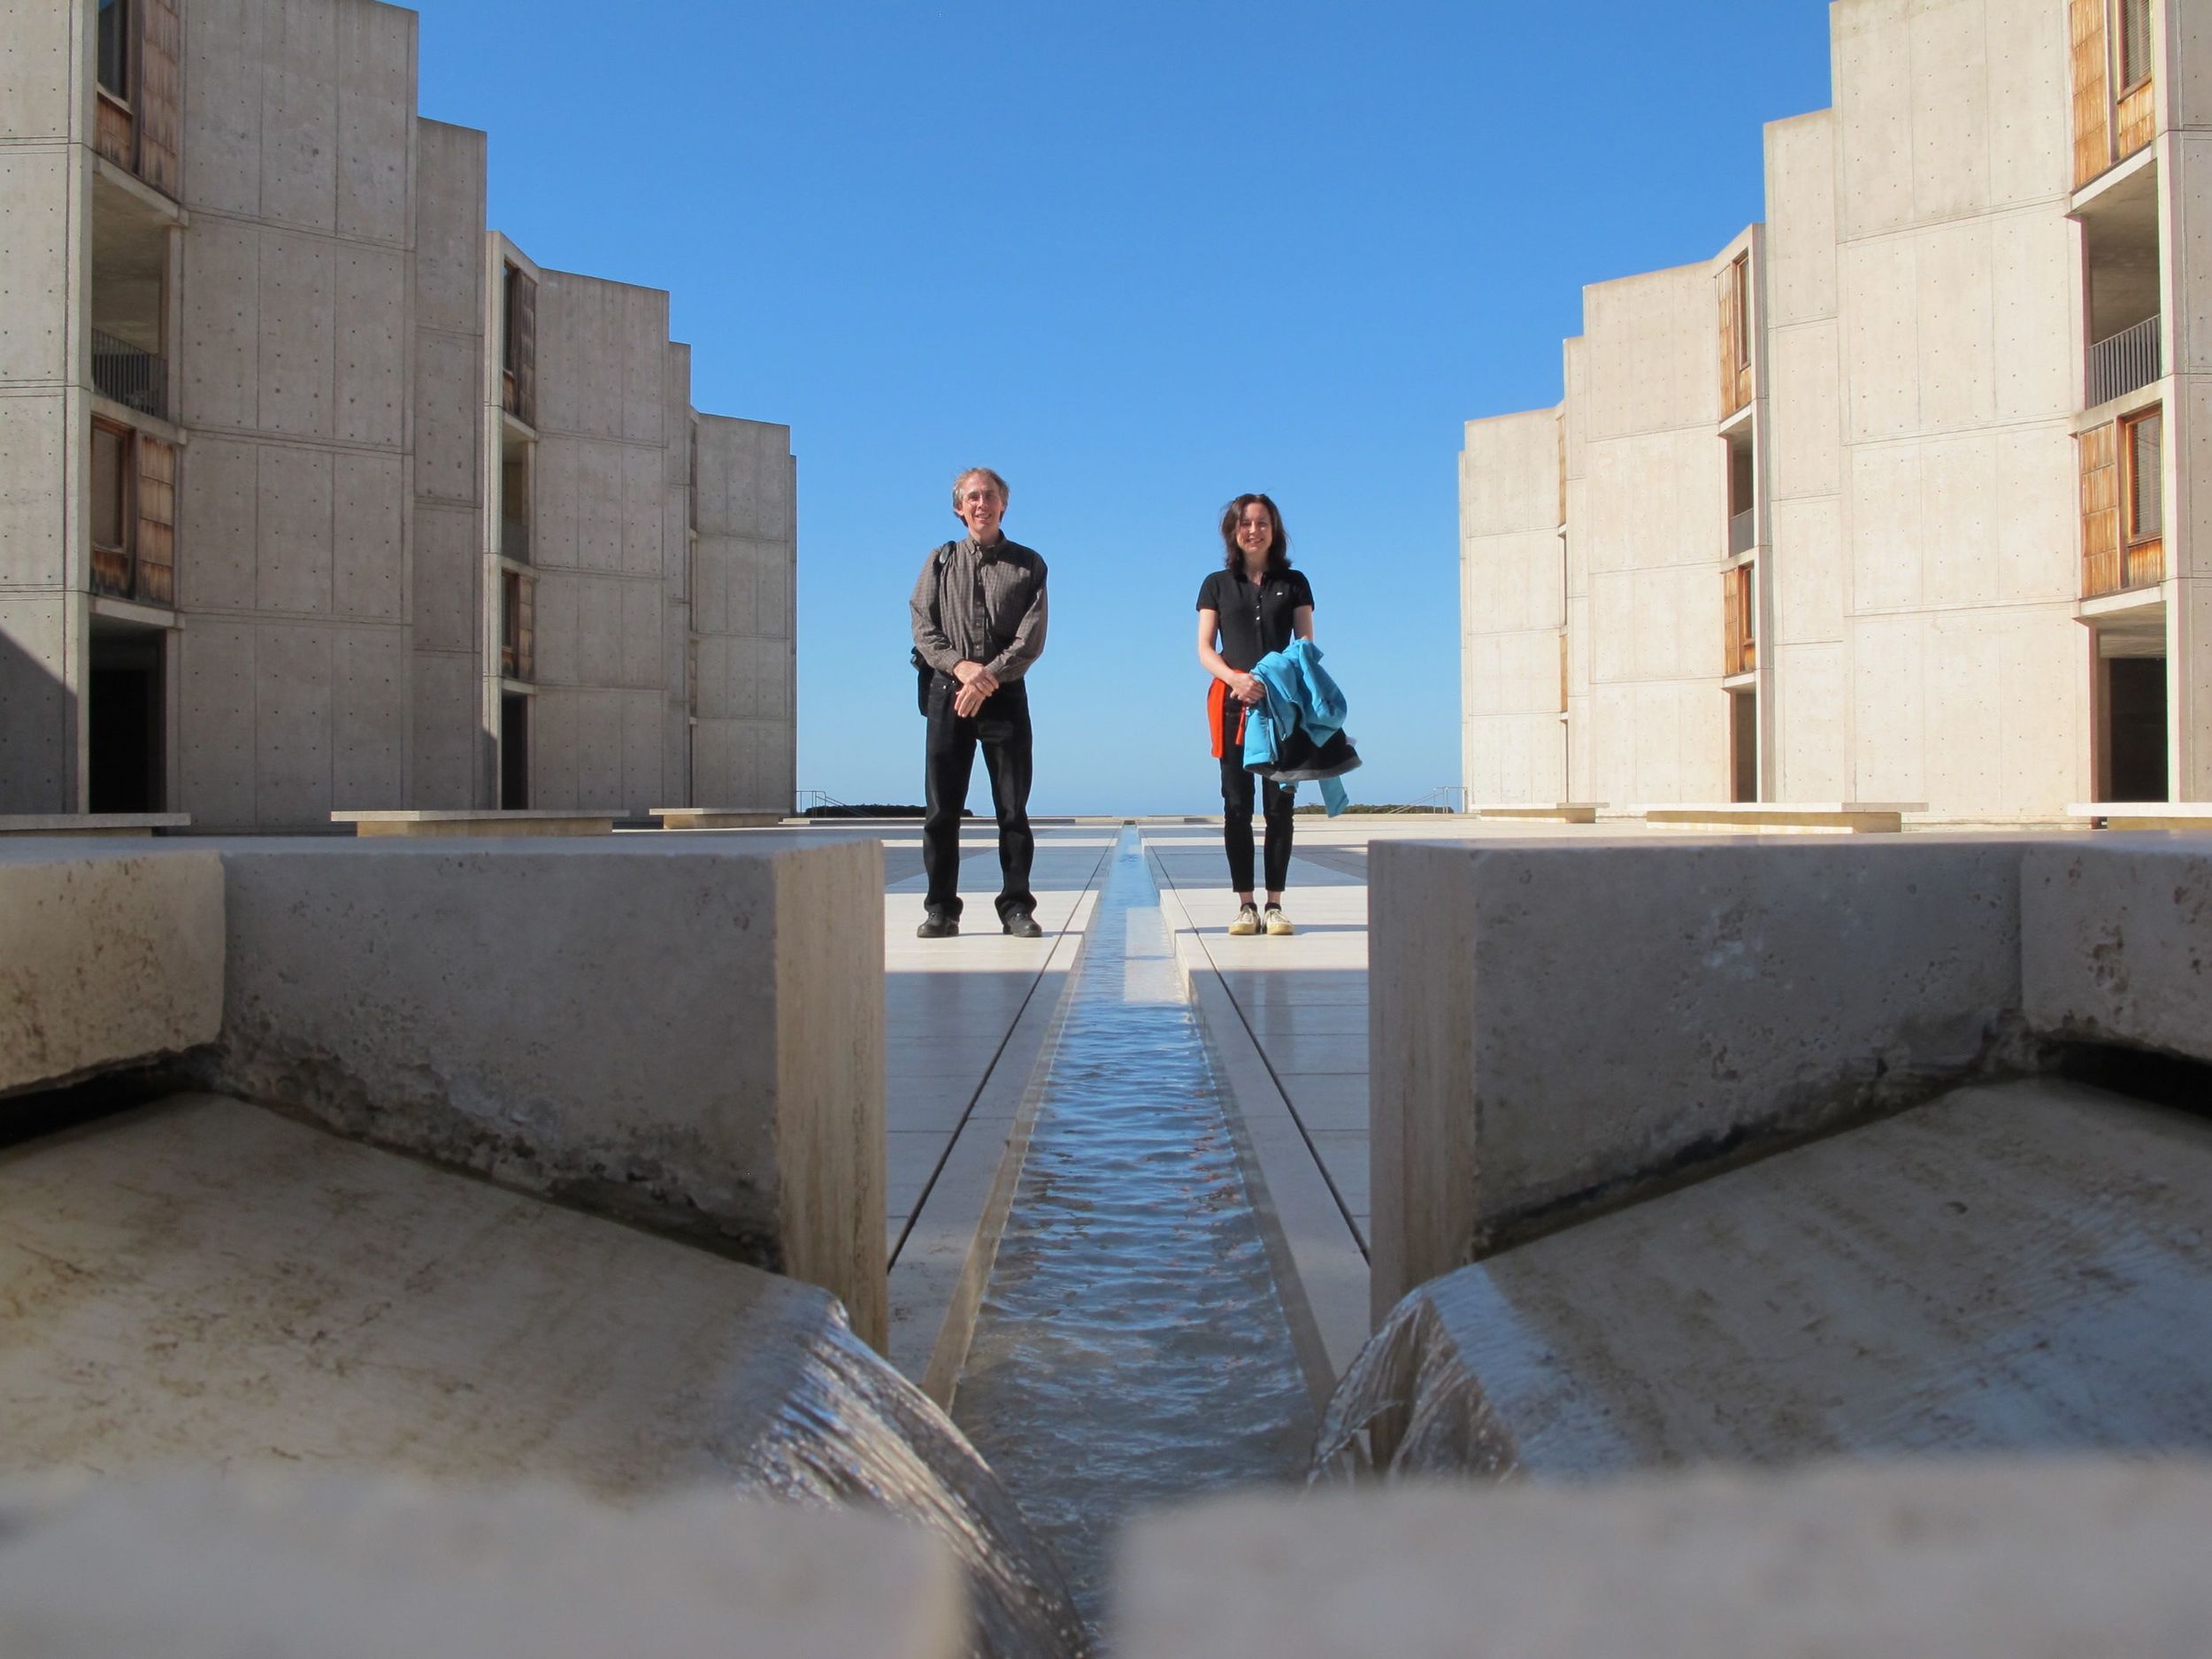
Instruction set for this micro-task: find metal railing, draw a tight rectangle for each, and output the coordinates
[2087,314,2161,408]
[91,326,165,419]
[501,518,531,563]
[1728,507,1755,556]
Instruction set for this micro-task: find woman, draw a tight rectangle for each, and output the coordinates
[1196,492,1314,937]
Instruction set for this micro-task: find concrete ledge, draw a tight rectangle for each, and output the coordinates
[333,810,616,837]
[652,807,786,830]
[1474,803,1601,823]
[1637,802,1921,833]
[2024,840,2212,1065]
[0,1475,964,1659]
[0,847,224,1096]
[1118,1462,2212,1657]
[2067,801,2212,829]
[0,814,192,836]
[194,837,887,1344]
[1369,837,2032,1320]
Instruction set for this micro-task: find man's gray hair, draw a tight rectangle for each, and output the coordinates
[951,466,1010,511]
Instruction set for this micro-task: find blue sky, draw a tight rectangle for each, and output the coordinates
[418,3,1834,814]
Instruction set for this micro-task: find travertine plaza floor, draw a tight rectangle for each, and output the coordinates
[871,816,1554,1394]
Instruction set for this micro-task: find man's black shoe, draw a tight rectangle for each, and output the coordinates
[1002,911,1043,940]
[916,911,959,940]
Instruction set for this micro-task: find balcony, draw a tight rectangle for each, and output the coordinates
[501,518,531,564]
[91,326,165,419]
[1729,507,1755,557]
[2087,314,2160,408]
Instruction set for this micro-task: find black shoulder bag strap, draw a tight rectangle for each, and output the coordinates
[911,541,957,716]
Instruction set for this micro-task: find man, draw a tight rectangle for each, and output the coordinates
[908,466,1048,940]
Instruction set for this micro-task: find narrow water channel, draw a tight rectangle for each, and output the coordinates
[953,827,1315,1641]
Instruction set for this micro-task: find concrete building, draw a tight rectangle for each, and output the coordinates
[1463,0,2208,818]
[0,0,796,827]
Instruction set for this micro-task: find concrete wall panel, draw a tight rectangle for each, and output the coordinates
[334,0,412,246]
[2176,138,2212,378]
[1839,236,1918,442]
[175,436,259,612]
[1764,111,1839,328]
[0,152,70,383]
[255,623,334,823]
[1907,0,1991,223]
[621,443,663,577]
[622,687,660,808]
[532,569,580,687]
[1985,0,2073,206]
[257,444,333,613]
[182,0,265,218]
[409,650,478,808]
[1770,323,1843,501]
[411,503,476,655]
[531,690,578,810]
[622,286,664,446]
[1850,611,1927,803]
[574,690,624,810]
[575,441,624,572]
[0,597,71,812]
[178,618,257,827]
[1775,640,1847,799]
[1991,210,2077,418]
[575,575,625,688]
[621,580,660,687]
[334,245,406,446]
[411,328,478,505]
[1833,0,1915,241]
[1991,423,2078,600]
[1914,218,1995,432]
[0,395,65,588]
[1772,495,1846,645]
[334,450,403,621]
[1847,444,1924,612]
[181,219,260,430]
[257,229,335,437]
[1463,411,1560,537]
[259,0,340,233]
[412,121,486,336]
[0,0,76,141]
[333,625,403,807]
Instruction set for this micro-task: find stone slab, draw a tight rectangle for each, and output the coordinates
[1475,803,1602,822]
[334,810,616,837]
[651,807,785,829]
[1118,1462,2212,1658]
[0,847,224,1096]
[1333,1079,2212,1475]
[2023,839,2212,1065]
[193,835,887,1345]
[1368,836,2035,1320]
[1636,803,1916,833]
[0,1475,964,1659]
[0,815,193,835]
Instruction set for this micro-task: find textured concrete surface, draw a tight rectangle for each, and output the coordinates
[1119,1461,2212,1658]
[1345,1079,2212,1475]
[0,845,223,1096]
[2024,839,2212,1066]
[194,834,887,1344]
[1369,834,2037,1317]
[0,1091,875,1486]
[0,1475,963,1659]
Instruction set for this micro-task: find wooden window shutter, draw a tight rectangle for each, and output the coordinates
[134,0,180,196]
[134,434,175,605]
[512,271,538,427]
[2079,421,2120,596]
[1717,265,1740,417]
[1723,566,1743,677]
[2070,0,2114,188]
[517,574,535,680]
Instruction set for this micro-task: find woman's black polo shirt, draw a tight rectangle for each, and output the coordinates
[1197,565,1315,672]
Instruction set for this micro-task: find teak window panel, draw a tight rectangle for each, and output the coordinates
[1723,564,1756,678]
[134,434,175,605]
[502,265,538,427]
[2080,422,2123,596]
[2071,0,2114,186]
[88,422,175,606]
[2074,0,2156,185]
[1717,255,1751,419]
[501,571,536,681]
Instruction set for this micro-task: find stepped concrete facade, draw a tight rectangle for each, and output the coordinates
[0,0,796,828]
[1463,0,2210,819]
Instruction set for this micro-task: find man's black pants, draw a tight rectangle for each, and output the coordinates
[1219,692,1294,895]
[924,675,1034,922]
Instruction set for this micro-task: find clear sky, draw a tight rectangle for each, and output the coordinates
[416,2,1835,815]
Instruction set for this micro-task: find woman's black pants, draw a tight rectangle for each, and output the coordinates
[1218,694,1293,895]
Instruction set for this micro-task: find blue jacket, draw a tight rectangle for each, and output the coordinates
[1244,639,1357,816]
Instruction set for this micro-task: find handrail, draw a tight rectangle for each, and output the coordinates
[91,327,165,419]
[2087,314,2161,408]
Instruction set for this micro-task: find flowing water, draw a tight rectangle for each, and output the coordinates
[953,828,1316,1641]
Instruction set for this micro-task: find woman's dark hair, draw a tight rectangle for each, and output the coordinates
[1219,493,1292,573]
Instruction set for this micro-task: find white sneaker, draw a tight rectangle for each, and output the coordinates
[1227,902,1260,936]
[1263,905,1294,937]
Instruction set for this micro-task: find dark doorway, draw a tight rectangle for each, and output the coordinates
[1730,690,1758,803]
[2104,655,2168,802]
[88,628,164,812]
[500,693,529,809]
